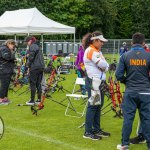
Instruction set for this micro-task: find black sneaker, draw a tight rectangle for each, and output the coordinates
[95,130,110,137]
[83,132,102,140]
[130,134,146,144]
[35,99,41,104]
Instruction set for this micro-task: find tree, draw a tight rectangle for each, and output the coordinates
[87,0,117,38]
[130,0,150,37]
[47,0,93,38]
[1,0,150,39]
[115,0,133,38]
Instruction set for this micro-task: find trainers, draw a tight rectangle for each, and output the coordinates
[95,130,111,137]
[35,99,41,104]
[130,134,146,144]
[83,132,102,140]
[26,100,35,106]
[0,98,11,105]
[117,144,129,150]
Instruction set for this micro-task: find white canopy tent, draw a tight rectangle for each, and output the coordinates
[0,7,75,35]
[0,7,76,54]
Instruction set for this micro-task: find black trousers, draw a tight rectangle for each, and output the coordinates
[0,74,12,98]
[29,69,43,101]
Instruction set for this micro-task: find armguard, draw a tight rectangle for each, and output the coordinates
[88,77,101,105]
[96,59,108,70]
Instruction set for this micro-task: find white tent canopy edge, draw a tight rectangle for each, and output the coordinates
[0,7,76,59]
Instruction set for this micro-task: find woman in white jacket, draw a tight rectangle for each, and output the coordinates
[83,31,110,140]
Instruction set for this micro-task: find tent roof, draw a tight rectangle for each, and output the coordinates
[0,7,75,35]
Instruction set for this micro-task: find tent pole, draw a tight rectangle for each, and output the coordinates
[14,34,16,41]
[26,33,30,50]
[41,34,43,53]
[14,34,17,52]
[73,33,75,70]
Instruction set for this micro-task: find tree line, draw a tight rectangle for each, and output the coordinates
[0,0,150,39]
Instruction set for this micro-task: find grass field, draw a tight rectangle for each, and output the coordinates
[0,54,148,150]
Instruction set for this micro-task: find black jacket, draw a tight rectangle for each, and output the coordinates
[27,42,45,71]
[0,45,16,74]
[116,45,150,93]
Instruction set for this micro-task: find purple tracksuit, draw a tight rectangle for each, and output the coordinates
[75,45,84,70]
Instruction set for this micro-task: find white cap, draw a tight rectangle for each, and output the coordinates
[90,35,108,42]
[123,42,126,45]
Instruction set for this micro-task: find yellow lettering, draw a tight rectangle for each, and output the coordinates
[130,59,132,65]
[137,60,140,65]
[143,59,146,65]
[130,59,147,66]
[132,59,136,65]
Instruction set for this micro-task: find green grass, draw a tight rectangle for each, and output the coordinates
[0,54,148,150]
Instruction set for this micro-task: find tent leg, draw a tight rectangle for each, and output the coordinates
[41,34,44,53]
[73,33,76,70]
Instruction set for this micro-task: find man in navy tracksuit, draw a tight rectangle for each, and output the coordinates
[116,32,150,150]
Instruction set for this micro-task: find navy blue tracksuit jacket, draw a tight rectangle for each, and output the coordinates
[115,44,150,148]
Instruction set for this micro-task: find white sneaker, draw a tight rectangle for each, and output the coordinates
[26,100,35,106]
[117,144,129,150]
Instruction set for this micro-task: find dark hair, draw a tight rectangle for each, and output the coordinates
[132,32,145,44]
[25,36,37,43]
[84,31,102,49]
[82,33,91,50]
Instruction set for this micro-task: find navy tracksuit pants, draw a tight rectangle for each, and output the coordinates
[85,77,104,133]
[121,92,150,148]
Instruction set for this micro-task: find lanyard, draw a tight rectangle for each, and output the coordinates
[100,72,103,80]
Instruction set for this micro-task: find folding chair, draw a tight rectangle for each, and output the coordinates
[65,77,88,118]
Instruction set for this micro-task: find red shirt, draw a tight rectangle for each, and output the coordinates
[145,46,150,52]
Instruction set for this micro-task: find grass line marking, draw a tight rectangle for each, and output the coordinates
[7,126,91,150]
